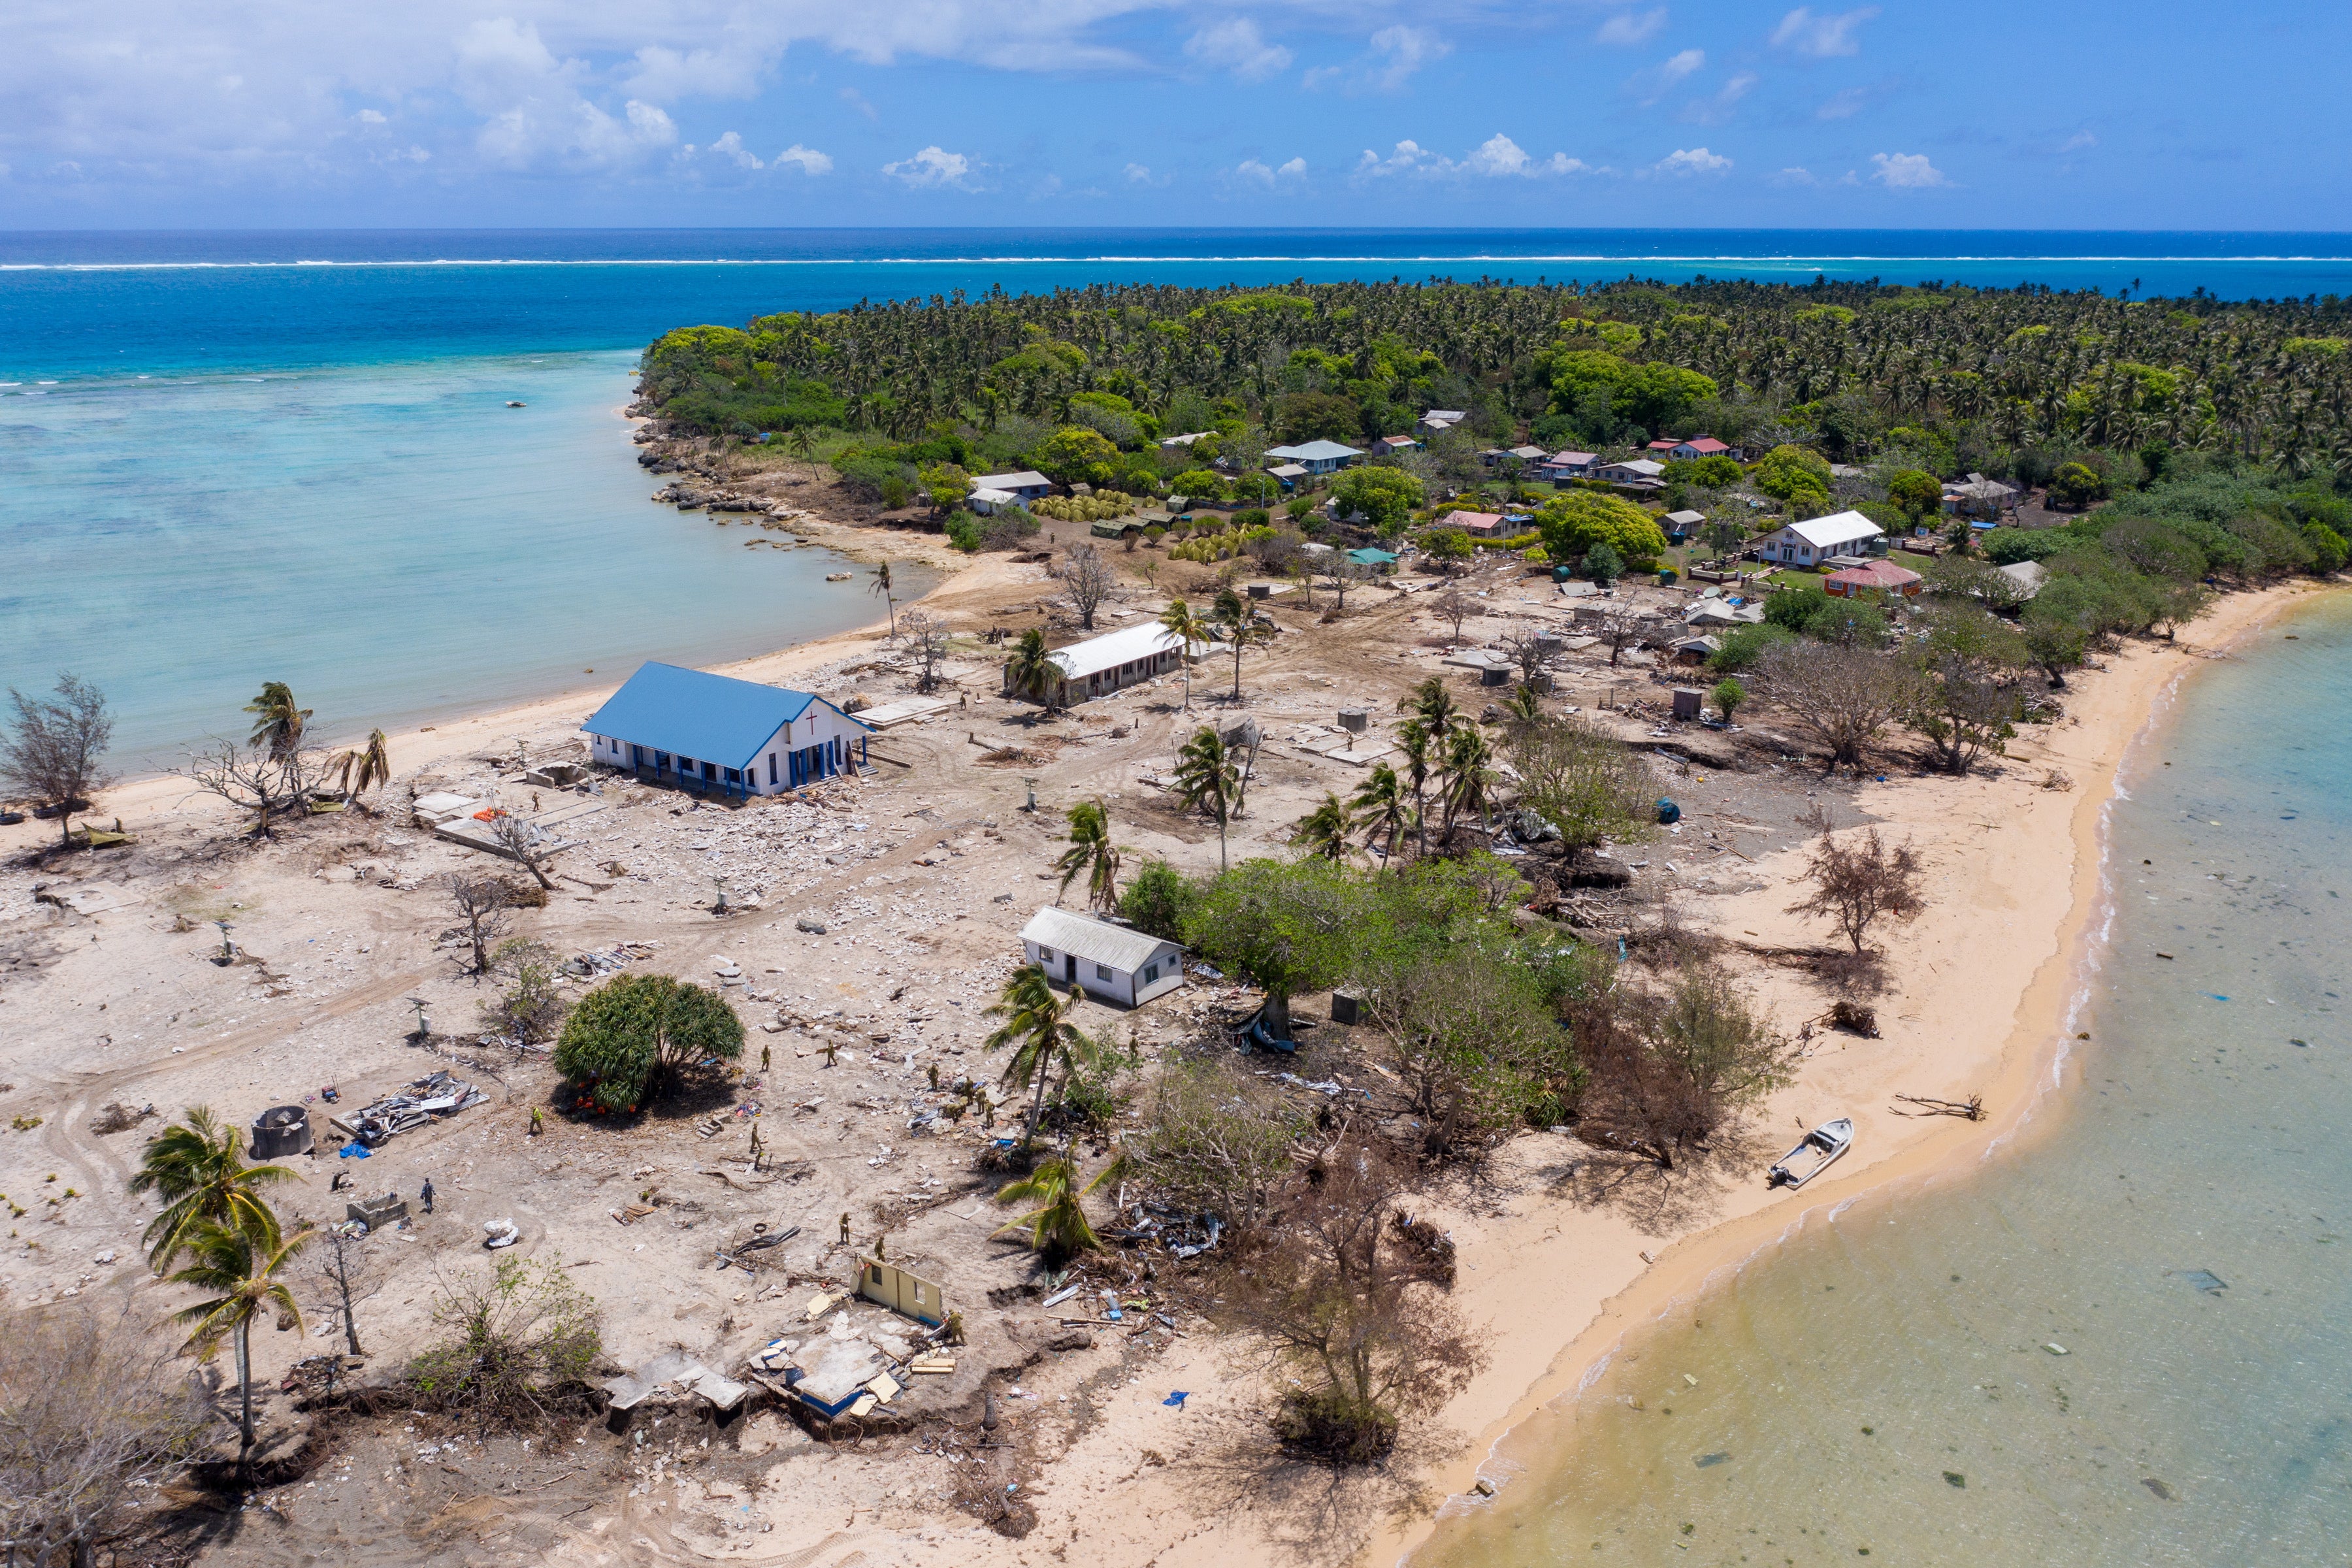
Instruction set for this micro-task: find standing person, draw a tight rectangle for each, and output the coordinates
[419,1177,435,1215]
[760,1043,771,1074]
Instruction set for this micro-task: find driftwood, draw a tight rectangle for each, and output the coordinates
[1891,1094,1984,1121]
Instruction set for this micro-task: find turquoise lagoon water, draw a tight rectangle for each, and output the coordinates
[5,228,2350,762]
[1416,594,2352,1566]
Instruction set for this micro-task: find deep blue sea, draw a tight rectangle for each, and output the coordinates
[3,228,2348,765]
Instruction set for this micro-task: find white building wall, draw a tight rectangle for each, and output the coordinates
[587,703,871,796]
[1021,937,1185,1007]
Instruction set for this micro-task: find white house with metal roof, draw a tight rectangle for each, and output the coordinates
[1018,907,1186,1007]
[1001,622,1215,707]
[1759,510,1886,567]
[582,662,872,798]
[968,470,1053,514]
[1262,439,1364,475]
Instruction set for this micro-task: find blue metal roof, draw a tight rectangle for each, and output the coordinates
[580,662,863,769]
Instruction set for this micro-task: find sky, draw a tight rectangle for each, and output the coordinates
[4,0,2348,231]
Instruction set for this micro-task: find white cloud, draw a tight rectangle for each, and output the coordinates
[1596,8,1668,46]
[1236,155,1306,186]
[1653,146,1731,176]
[774,142,832,174]
[1124,161,1152,182]
[1816,86,1869,119]
[839,87,878,121]
[1631,47,1704,103]
[1465,133,1586,176]
[1184,18,1292,83]
[354,108,387,125]
[1686,70,1756,124]
[2057,129,2097,154]
[1869,150,1947,188]
[624,44,764,103]
[1772,165,1817,185]
[706,131,762,169]
[1771,7,1879,58]
[883,144,974,188]
[1358,135,1588,180]
[1298,24,1445,91]
[457,19,679,172]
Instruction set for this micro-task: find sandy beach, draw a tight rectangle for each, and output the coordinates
[0,497,2328,1568]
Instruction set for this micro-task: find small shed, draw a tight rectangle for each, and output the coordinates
[1446,510,1507,538]
[1663,508,1707,540]
[1018,907,1185,1007]
[1346,547,1400,573]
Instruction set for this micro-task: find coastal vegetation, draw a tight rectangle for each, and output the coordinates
[640,276,2352,481]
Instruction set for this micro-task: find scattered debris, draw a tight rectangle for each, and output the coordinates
[327,1070,487,1147]
[1891,1094,1984,1120]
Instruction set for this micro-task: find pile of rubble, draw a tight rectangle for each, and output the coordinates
[327,1069,487,1147]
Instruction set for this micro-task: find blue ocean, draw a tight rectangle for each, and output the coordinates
[3,228,2349,765]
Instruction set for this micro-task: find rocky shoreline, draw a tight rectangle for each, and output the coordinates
[625,408,970,571]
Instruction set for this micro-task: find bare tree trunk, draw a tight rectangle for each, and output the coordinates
[236,1318,255,1459]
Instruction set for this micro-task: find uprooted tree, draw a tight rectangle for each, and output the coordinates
[552,972,743,1111]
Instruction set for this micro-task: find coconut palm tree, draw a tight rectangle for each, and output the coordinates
[1439,723,1498,838]
[1004,628,1064,713]
[870,561,897,639]
[1288,791,1354,862]
[129,1105,299,1274]
[1209,588,1275,702]
[1349,761,1412,867]
[1172,725,1241,868]
[788,425,819,479]
[244,681,311,760]
[984,964,1093,1145]
[1392,719,1437,859]
[171,1217,312,1463]
[993,1154,1117,1264]
[1158,598,1209,712]
[329,727,393,804]
[1054,798,1124,912]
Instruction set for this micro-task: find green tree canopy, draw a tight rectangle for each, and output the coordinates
[553,973,743,1112]
[1183,858,1361,1037]
[1752,444,1833,505]
[1331,466,1426,538]
[1535,491,1668,566]
[1031,426,1119,487]
[1885,467,1943,519]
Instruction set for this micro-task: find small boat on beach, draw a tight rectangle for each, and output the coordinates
[1767,1117,1853,1189]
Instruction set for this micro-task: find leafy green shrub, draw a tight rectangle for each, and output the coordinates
[408,1256,602,1429]
[553,973,743,1113]
[1119,857,1200,941]
[1707,621,1798,673]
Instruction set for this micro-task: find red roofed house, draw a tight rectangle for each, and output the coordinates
[1650,436,1739,461]
[1823,559,1924,598]
[1445,510,1507,538]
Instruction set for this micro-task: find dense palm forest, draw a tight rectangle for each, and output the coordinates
[639,276,2352,479]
